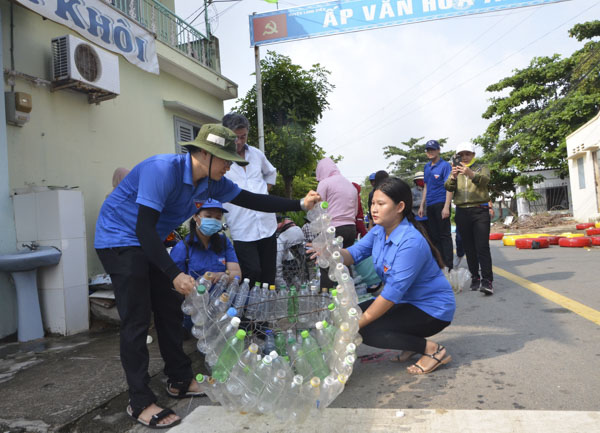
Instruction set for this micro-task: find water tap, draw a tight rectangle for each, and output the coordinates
[22,242,39,251]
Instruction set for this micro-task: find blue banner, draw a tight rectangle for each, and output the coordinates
[250,0,568,46]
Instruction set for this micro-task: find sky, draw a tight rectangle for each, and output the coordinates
[173,0,600,183]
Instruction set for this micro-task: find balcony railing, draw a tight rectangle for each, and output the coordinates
[111,0,219,72]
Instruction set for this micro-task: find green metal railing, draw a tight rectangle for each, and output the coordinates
[112,0,218,72]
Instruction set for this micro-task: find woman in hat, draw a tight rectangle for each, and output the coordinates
[95,124,319,428]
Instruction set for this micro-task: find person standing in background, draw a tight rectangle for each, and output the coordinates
[222,113,278,288]
[445,142,494,295]
[352,182,368,238]
[411,172,428,232]
[316,157,358,289]
[418,140,454,271]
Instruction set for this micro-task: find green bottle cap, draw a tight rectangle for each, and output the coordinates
[328,303,335,311]
[235,330,247,339]
[331,289,338,297]
[301,330,309,338]
[321,201,329,209]
[197,284,206,294]
[195,373,205,382]
[322,320,329,328]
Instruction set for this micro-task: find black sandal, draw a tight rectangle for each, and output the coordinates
[166,378,206,399]
[407,344,452,375]
[126,405,181,429]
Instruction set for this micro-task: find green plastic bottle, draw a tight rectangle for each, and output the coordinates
[212,329,246,382]
[274,331,287,356]
[301,330,330,380]
[288,286,298,323]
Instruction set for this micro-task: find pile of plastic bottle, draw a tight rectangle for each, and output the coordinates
[180,202,363,422]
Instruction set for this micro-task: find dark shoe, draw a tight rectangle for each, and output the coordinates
[480,279,494,295]
[470,277,481,291]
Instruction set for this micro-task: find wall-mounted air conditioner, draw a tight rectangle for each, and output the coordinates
[51,34,120,103]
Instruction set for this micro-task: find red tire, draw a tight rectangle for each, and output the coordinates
[576,223,595,230]
[543,236,562,245]
[489,232,504,240]
[592,236,600,246]
[559,237,592,247]
[586,228,600,236]
[515,238,550,249]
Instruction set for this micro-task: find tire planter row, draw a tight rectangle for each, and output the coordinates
[489,233,504,240]
[586,228,600,236]
[576,223,596,230]
[515,238,550,249]
[558,237,592,248]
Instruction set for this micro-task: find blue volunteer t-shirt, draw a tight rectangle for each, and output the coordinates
[424,159,451,206]
[347,218,455,322]
[169,234,238,277]
[94,153,241,249]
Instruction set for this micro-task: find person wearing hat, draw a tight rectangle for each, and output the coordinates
[445,142,494,295]
[170,198,241,331]
[221,113,279,288]
[95,123,320,428]
[418,140,454,271]
[411,171,428,231]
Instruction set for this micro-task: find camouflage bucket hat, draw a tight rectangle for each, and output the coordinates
[180,124,248,166]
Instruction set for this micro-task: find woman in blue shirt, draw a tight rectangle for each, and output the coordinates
[341,177,456,375]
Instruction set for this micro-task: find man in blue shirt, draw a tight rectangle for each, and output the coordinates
[95,124,320,428]
[418,140,454,270]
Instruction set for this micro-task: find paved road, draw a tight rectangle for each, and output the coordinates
[165,240,600,432]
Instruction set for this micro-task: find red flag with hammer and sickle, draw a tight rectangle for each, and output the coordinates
[253,13,288,43]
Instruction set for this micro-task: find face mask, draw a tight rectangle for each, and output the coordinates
[198,217,222,236]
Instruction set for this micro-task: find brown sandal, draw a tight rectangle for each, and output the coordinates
[407,344,451,375]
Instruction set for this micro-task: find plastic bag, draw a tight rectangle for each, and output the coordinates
[444,267,472,294]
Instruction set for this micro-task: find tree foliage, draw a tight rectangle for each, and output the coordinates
[234,52,335,197]
[383,137,453,183]
[475,20,600,198]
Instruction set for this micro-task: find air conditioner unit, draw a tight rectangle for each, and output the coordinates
[51,34,120,103]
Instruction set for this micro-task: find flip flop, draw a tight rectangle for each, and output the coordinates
[127,405,181,429]
[166,382,206,399]
[407,345,452,375]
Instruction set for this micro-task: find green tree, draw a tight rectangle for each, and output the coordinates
[234,52,335,197]
[475,20,600,199]
[383,137,453,183]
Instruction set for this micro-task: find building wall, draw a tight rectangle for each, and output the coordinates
[515,169,571,216]
[1,3,233,337]
[566,112,600,222]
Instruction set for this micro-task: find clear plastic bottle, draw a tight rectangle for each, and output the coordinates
[256,283,269,321]
[293,377,321,424]
[306,201,329,223]
[210,273,230,301]
[266,285,278,322]
[181,271,212,315]
[226,342,260,395]
[273,374,304,421]
[263,329,276,355]
[319,373,348,409]
[206,316,241,367]
[313,321,330,352]
[301,330,329,380]
[212,329,247,382]
[225,276,241,303]
[345,307,361,335]
[297,284,311,324]
[246,282,261,320]
[309,284,320,323]
[274,331,287,357]
[329,322,352,368]
[195,373,216,402]
[276,285,289,320]
[327,302,344,327]
[319,288,330,321]
[232,278,251,317]
[239,354,273,411]
[204,292,231,324]
[256,369,287,414]
[190,285,210,326]
[269,350,293,379]
[333,354,356,378]
[292,348,314,380]
[197,306,236,353]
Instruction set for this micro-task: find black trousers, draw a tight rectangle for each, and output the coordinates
[358,300,451,354]
[426,202,453,270]
[233,232,277,288]
[320,224,357,289]
[96,247,192,411]
[455,206,493,281]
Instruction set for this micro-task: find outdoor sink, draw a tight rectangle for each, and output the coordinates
[0,246,61,272]
[0,245,62,342]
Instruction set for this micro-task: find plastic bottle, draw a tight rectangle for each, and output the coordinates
[313,321,330,352]
[206,316,241,367]
[246,282,261,320]
[226,343,260,395]
[232,278,251,317]
[308,284,320,323]
[190,284,210,326]
[197,306,236,353]
[334,354,356,377]
[181,271,212,315]
[257,369,287,414]
[327,302,344,327]
[301,330,329,380]
[319,373,348,409]
[292,349,314,380]
[329,322,352,367]
[319,288,330,321]
[204,292,231,323]
[297,284,311,324]
[273,374,304,421]
[239,355,273,411]
[195,373,217,402]
[212,329,247,382]
[345,307,361,335]
[256,283,269,321]
[210,273,230,301]
[293,377,321,424]
[276,285,289,320]
[269,350,293,379]
[306,201,329,223]
[266,285,278,322]
[225,276,241,303]
[274,331,287,357]
[287,286,299,323]
[263,329,276,355]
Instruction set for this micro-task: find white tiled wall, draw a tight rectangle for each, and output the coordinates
[12,190,89,335]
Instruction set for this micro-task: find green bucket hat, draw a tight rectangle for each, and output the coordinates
[180,124,248,166]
